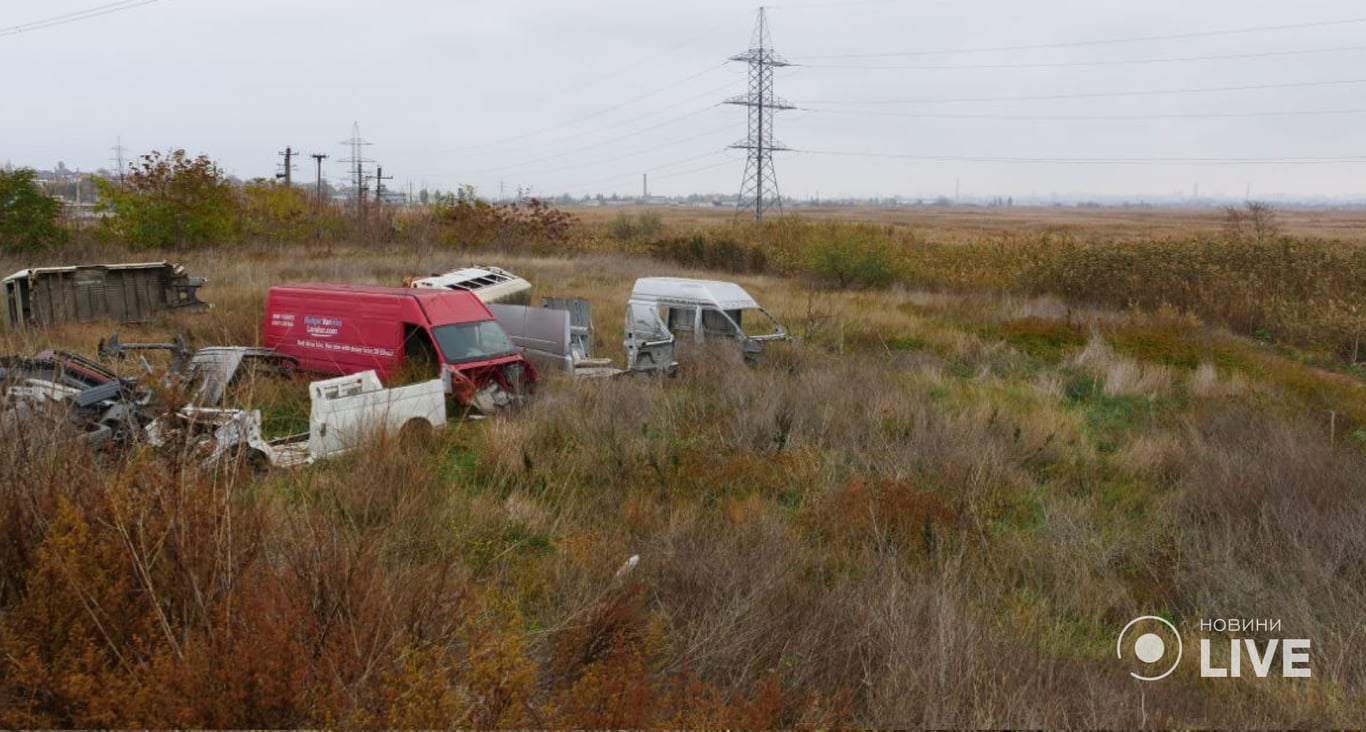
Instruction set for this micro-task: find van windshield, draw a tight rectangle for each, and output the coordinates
[431,321,516,363]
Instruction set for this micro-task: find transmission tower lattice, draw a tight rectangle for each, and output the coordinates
[726,7,792,222]
[338,122,373,217]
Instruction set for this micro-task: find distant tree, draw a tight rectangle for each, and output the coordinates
[0,167,68,253]
[805,228,898,289]
[241,180,313,242]
[1223,201,1281,244]
[97,149,239,249]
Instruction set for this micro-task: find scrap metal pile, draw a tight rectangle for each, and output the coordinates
[0,347,149,448]
[0,335,443,472]
[0,261,791,474]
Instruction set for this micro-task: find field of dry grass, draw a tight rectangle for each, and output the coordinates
[575,203,1366,242]
[2,207,1365,726]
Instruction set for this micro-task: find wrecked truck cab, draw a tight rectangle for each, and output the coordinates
[627,277,789,360]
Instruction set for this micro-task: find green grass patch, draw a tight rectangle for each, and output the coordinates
[440,443,480,486]
[981,318,1087,363]
[884,334,927,352]
[1109,324,1247,370]
[259,399,309,437]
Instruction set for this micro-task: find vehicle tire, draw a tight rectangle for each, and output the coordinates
[227,446,271,478]
[398,418,435,449]
[245,448,271,477]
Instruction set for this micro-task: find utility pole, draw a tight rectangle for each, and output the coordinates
[276,146,296,187]
[642,172,648,201]
[373,165,393,203]
[725,7,793,222]
[311,153,329,201]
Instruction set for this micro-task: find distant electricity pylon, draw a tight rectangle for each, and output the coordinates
[339,122,373,218]
[109,136,127,187]
[726,6,792,222]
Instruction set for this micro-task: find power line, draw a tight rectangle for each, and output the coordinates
[797,149,1366,165]
[550,149,736,193]
[767,0,913,9]
[797,15,1366,60]
[1,0,161,38]
[651,157,740,182]
[797,43,1366,70]
[431,61,732,155]
[460,104,724,177]
[442,81,738,162]
[797,78,1366,105]
[805,107,1366,121]
[420,124,735,181]
[541,16,740,97]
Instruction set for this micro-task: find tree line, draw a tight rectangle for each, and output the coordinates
[0,149,576,253]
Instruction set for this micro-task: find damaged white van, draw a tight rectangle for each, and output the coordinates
[627,277,789,359]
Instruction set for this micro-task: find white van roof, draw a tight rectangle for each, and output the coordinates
[630,277,760,310]
[407,265,531,304]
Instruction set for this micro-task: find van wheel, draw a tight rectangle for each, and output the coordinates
[399,418,435,449]
[228,447,271,478]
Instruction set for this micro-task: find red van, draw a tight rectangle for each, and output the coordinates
[262,284,537,410]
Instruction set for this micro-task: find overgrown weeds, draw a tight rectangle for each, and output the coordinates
[1,219,1364,726]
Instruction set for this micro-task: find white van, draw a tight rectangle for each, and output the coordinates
[626,277,789,360]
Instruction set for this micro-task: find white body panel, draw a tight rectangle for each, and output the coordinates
[407,265,532,305]
[152,370,446,469]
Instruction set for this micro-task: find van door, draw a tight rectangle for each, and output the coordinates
[700,307,740,341]
[665,305,697,340]
[625,302,675,372]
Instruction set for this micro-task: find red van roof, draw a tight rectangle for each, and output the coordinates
[275,283,494,325]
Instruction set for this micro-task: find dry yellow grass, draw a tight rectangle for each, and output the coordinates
[1,208,1365,726]
[575,203,1366,242]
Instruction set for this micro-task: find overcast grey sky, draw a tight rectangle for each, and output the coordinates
[5,0,1366,201]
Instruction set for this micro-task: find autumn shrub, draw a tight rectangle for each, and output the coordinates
[0,167,68,253]
[609,210,664,241]
[424,197,577,254]
[804,227,901,288]
[651,232,769,273]
[239,181,337,244]
[97,149,239,250]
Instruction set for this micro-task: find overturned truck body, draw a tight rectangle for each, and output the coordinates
[3,261,210,329]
